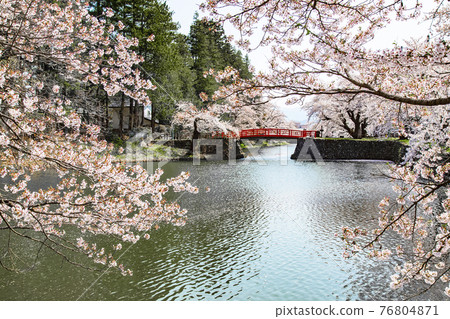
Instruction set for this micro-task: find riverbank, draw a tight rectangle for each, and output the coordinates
[113,139,246,163]
[112,137,409,163]
[113,143,192,163]
[112,139,293,163]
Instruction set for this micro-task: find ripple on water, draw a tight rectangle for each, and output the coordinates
[0,149,443,300]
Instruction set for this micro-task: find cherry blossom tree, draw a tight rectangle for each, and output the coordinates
[233,101,295,130]
[306,94,371,138]
[203,1,449,105]
[173,98,294,143]
[173,65,293,138]
[0,0,198,275]
[203,0,450,297]
[172,102,238,139]
[305,93,415,139]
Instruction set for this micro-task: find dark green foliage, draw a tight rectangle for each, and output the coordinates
[87,2,252,129]
[88,0,196,128]
[188,14,252,102]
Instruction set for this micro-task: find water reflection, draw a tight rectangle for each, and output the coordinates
[0,145,444,300]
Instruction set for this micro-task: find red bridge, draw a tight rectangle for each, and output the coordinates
[212,128,319,139]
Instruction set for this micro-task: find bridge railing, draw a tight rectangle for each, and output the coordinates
[211,128,319,139]
[240,128,318,138]
[211,131,240,139]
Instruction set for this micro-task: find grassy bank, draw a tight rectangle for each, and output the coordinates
[113,143,191,162]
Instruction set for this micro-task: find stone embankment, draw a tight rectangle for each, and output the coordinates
[290,138,408,163]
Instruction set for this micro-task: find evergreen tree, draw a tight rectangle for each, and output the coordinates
[89,0,196,130]
[188,15,252,105]
[86,3,253,130]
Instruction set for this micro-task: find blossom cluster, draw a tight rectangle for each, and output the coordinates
[0,0,195,275]
[204,0,450,298]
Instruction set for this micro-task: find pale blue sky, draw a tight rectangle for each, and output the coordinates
[165,0,200,35]
[164,0,309,123]
[164,0,431,124]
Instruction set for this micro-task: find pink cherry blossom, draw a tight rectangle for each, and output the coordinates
[204,0,450,298]
[0,0,196,275]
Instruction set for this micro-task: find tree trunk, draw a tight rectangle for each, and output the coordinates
[193,117,200,140]
[133,101,139,128]
[119,92,125,134]
[361,118,368,138]
[95,0,102,17]
[151,103,156,132]
[191,117,201,154]
[355,125,363,139]
[345,110,368,139]
[141,103,145,127]
[105,93,109,131]
[128,98,134,131]
[96,86,101,128]
[136,102,141,127]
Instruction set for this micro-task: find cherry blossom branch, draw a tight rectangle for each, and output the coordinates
[365,180,449,249]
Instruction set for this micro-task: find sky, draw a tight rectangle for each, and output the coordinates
[164,0,432,124]
[165,0,275,78]
[165,0,310,123]
[165,0,200,35]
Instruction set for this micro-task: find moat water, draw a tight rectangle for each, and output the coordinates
[0,144,445,300]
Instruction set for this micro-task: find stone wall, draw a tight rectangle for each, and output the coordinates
[290,138,408,163]
[164,139,244,160]
[164,139,192,150]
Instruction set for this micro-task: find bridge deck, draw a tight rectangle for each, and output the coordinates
[212,128,319,139]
